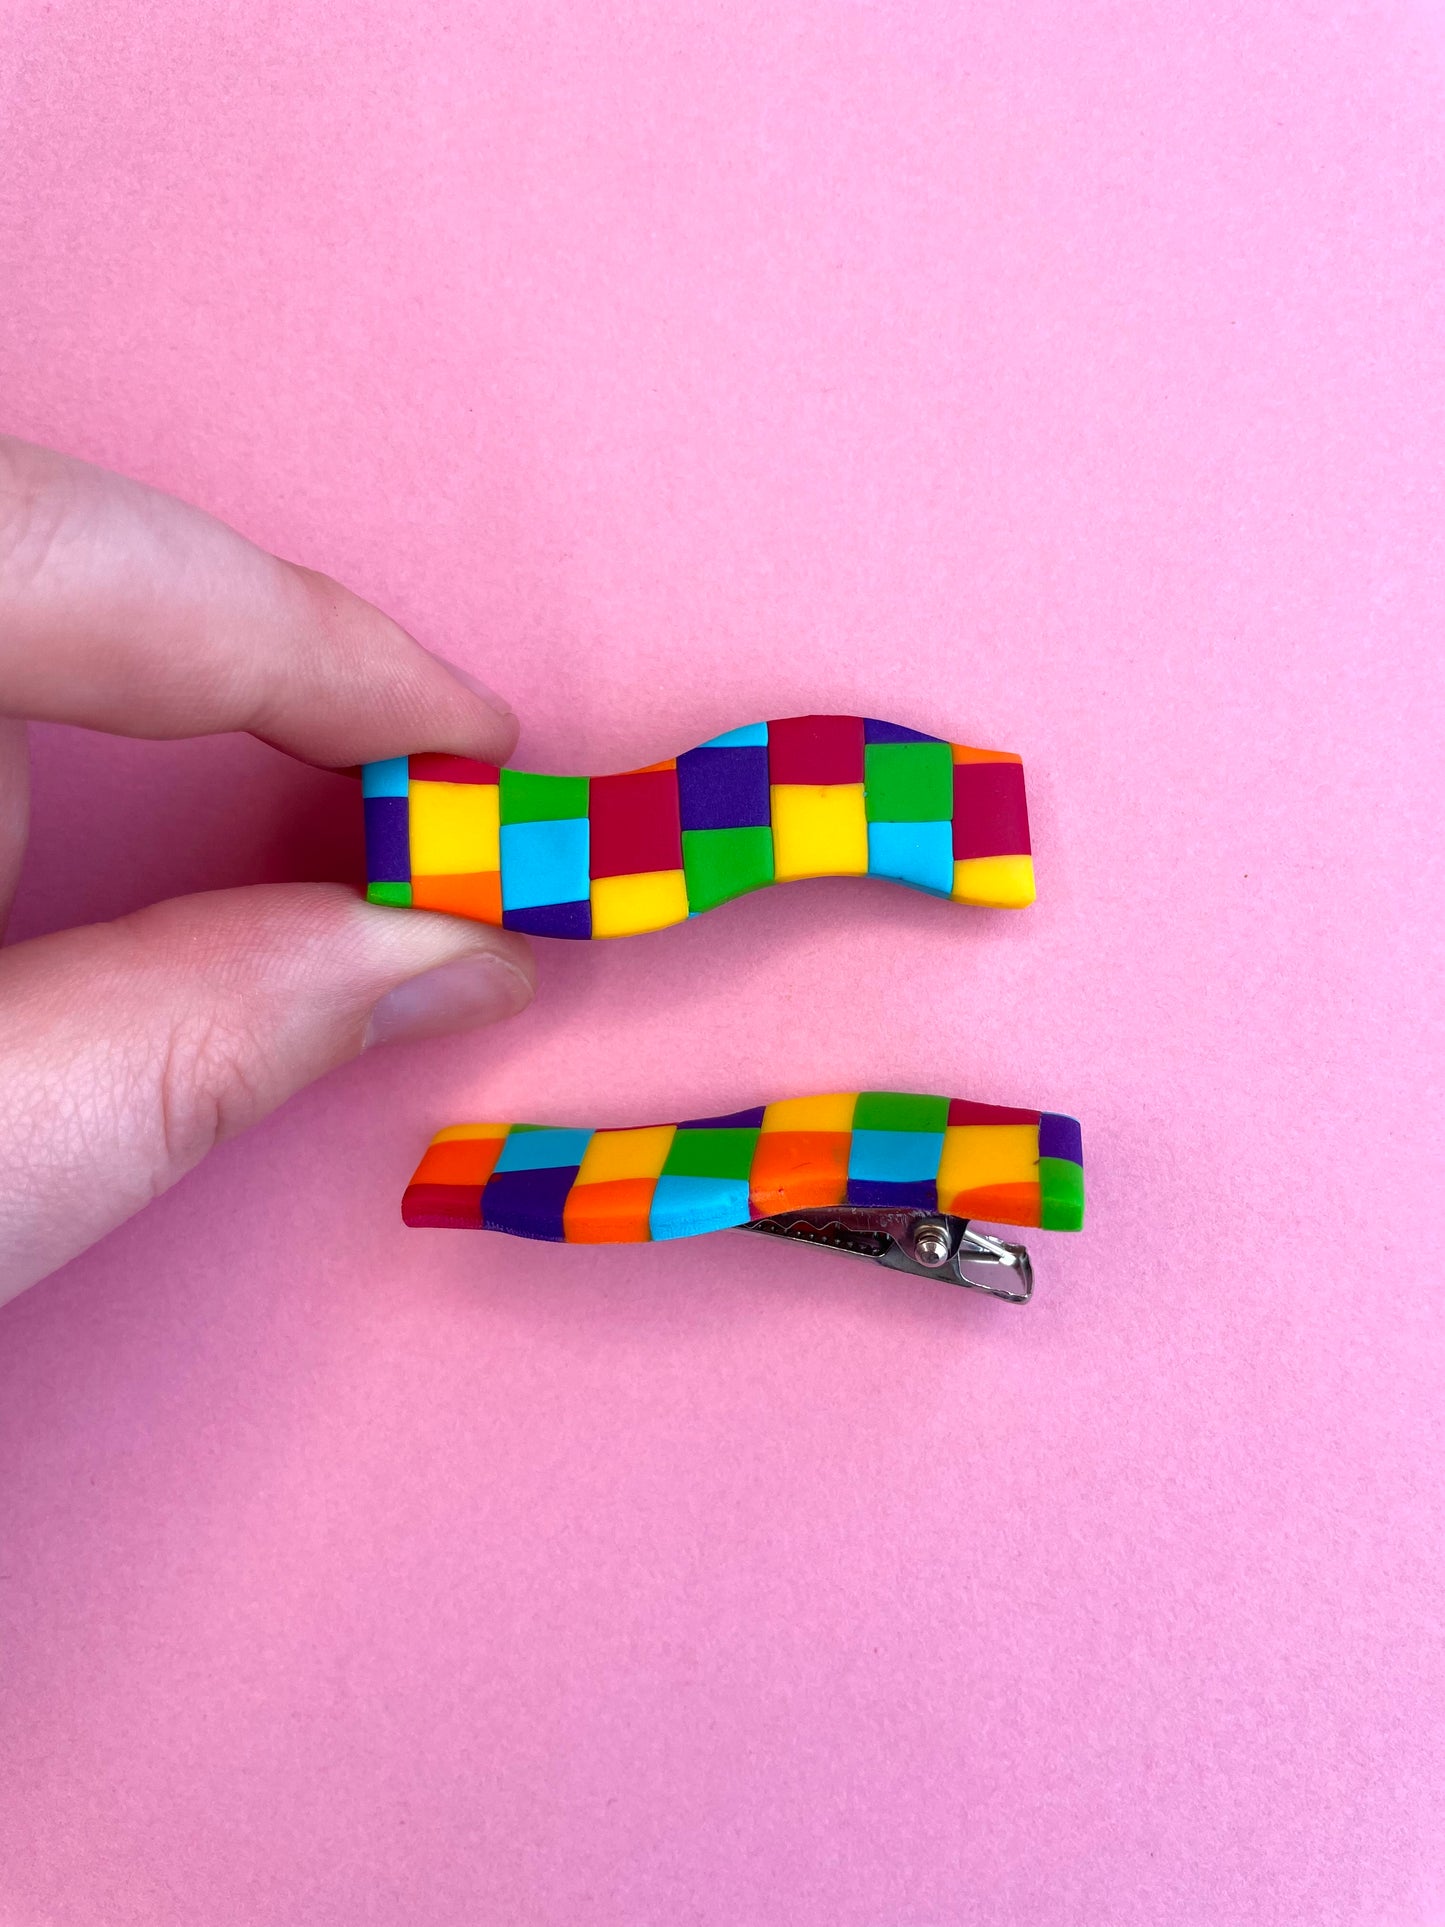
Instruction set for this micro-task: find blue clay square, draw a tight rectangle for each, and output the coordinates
[866,819,954,897]
[648,1175,751,1241]
[848,1127,946,1184]
[493,1128,594,1173]
[500,817,590,910]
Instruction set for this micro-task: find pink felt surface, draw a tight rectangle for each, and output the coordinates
[1,3,1442,1921]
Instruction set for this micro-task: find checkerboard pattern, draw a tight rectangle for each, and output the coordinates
[363,717,1034,937]
[401,1093,1084,1241]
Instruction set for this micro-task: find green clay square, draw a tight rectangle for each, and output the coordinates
[662,1127,760,1180]
[682,825,774,913]
[864,741,954,823]
[1038,1156,1085,1231]
[366,880,413,907]
[499,769,590,824]
[853,1090,950,1134]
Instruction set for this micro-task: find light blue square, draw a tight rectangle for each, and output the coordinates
[493,1128,594,1173]
[700,722,769,749]
[648,1175,751,1241]
[867,819,954,896]
[500,818,590,910]
[362,756,410,799]
[848,1128,946,1183]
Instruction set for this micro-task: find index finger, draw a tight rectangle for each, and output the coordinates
[0,436,517,768]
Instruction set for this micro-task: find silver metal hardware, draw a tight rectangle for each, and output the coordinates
[910,1219,952,1268]
[739,1209,1034,1304]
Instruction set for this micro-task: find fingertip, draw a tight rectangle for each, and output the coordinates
[277,566,521,769]
[363,948,535,1047]
[425,650,515,723]
[348,894,535,1047]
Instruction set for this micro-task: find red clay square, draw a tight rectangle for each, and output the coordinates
[767,714,865,786]
[952,760,1031,859]
[401,1182,484,1228]
[407,753,500,784]
[947,1098,1040,1126]
[589,768,683,878]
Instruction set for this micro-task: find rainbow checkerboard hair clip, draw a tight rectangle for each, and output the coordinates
[402,1092,1083,1302]
[362,716,1033,937]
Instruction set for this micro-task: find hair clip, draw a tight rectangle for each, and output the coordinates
[363,715,1033,937]
[401,1092,1083,1302]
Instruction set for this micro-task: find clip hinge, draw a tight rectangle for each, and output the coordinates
[739,1210,1034,1304]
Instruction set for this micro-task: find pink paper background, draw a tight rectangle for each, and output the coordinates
[1,4,1442,1921]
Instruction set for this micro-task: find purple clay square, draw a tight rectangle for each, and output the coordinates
[1038,1112,1083,1166]
[502,900,593,939]
[676,746,772,830]
[677,1106,768,1129]
[845,1176,939,1211]
[481,1166,579,1241]
[364,796,410,882]
[862,719,944,745]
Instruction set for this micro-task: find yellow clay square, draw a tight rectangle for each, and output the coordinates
[937,1124,1039,1202]
[951,854,1036,908]
[761,1093,859,1134]
[770,784,869,882]
[576,1125,676,1186]
[409,780,500,877]
[431,1122,510,1144]
[590,868,690,937]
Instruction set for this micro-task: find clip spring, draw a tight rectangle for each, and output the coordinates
[740,1209,1034,1303]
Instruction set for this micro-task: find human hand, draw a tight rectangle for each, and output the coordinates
[0,437,535,1302]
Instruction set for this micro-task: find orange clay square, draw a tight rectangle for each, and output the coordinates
[410,1135,508,1188]
[748,1130,851,1215]
[949,744,1024,764]
[947,1180,1042,1228]
[411,871,503,923]
[563,1176,657,1243]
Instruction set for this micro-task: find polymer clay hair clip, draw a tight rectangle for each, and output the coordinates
[402,1092,1084,1303]
[363,715,1033,937]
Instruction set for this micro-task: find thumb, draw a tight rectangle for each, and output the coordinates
[0,885,534,1301]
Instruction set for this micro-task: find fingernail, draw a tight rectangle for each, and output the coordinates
[428,650,514,720]
[364,953,533,1047]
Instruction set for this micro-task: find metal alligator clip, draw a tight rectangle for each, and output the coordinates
[739,1208,1034,1302]
[401,1091,1083,1302]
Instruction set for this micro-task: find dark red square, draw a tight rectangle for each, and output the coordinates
[588,768,683,878]
[953,762,1031,859]
[767,714,865,786]
[947,1098,1040,1126]
[408,753,500,784]
[401,1182,484,1227]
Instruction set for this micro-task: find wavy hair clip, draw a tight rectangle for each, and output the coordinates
[363,715,1033,937]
